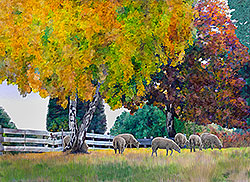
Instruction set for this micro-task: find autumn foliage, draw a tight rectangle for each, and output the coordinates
[127,0,249,129]
[0,0,194,110]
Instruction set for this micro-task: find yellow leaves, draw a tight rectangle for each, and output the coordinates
[39,89,49,98]
[137,83,145,97]
[27,68,42,92]
[61,99,68,109]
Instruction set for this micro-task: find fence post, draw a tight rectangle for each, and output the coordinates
[143,137,147,148]
[61,129,64,149]
[51,133,55,152]
[91,130,95,149]
[108,133,111,149]
[0,125,3,155]
[150,136,153,148]
[24,131,26,148]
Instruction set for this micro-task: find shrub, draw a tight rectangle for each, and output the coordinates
[198,123,250,148]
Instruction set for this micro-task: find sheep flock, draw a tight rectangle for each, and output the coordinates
[63,132,223,156]
[110,132,223,156]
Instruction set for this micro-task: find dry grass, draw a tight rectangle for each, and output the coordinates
[0,147,249,182]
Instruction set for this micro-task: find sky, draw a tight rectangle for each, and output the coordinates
[0,81,125,133]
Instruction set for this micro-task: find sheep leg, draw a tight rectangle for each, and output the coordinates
[166,149,168,156]
[114,149,117,154]
[211,144,213,150]
[190,147,192,152]
[151,151,154,157]
[193,146,196,152]
[130,143,132,148]
[170,149,173,156]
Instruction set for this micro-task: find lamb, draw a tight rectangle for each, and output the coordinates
[189,134,202,152]
[63,135,89,152]
[116,133,140,148]
[151,137,181,157]
[174,133,189,148]
[112,136,126,154]
[202,133,223,150]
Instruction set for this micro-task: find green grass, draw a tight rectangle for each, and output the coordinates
[0,148,250,181]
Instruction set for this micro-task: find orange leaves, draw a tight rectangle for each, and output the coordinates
[26,68,42,93]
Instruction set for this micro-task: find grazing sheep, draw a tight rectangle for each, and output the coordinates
[174,133,189,148]
[202,134,223,150]
[63,135,89,152]
[200,133,210,149]
[151,137,181,157]
[112,136,126,154]
[117,133,140,148]
[63,135,71,149]
[189,134,202,152]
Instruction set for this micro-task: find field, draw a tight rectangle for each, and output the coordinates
[1,148,250,182]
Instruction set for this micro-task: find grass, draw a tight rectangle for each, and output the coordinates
[0,147,250,182]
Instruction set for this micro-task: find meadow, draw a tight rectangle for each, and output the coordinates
[0,147,250,182]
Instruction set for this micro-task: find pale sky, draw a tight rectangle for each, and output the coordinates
[0,81,125,133]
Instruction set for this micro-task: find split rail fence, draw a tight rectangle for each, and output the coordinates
[0,126,153,155]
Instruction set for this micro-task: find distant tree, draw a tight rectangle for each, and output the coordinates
[238,63,250,126]
[228,0,250,49]
[110,105,167,138]
[47,97,107,134]
[0,107,16,129]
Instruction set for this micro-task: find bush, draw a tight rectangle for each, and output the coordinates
[110,105,167,138]
[198,123,250,148]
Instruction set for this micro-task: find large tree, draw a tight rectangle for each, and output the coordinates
[0,0,194,152]
[123,0,250,134]
[47,97,107,134]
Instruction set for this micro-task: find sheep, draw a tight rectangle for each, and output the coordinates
[63,135,70,149]
[200,132,210,149]
[63,135,89,152]
[116,133,140,148]
[151,137,181,157]
[174,133,189,148]
[189,134,202,152]
[202,133,223,150]
[112,136,126,154]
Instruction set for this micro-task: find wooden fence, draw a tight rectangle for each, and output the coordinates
[0,126,153,154]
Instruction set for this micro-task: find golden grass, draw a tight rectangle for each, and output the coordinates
[0,147,250,182]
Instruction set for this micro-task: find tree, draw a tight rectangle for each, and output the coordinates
[227,0,250,127]
[0,0,194,153]
[228,0,250,50]
[0,107,16,129]
[122,0,250,133]
[46,97,107,134]
[110,105,167,138]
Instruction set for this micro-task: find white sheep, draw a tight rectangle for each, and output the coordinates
[117,133,140,148]
[200,132,210,149]
[151,137,181,157]
[202,133,223,150]
[63,135,89,152]
[189,134,202,152]
[174,133,189,148]
[112,136,126,154]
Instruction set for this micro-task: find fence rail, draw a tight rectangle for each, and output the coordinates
[0,126,154,154]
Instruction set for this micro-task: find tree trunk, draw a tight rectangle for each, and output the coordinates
[64,96,78,151]
[165,104,177,138]
[65,83,102,153]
